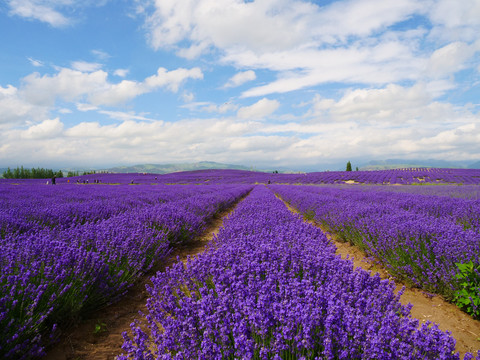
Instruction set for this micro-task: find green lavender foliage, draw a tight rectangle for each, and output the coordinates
[454,261,480,319]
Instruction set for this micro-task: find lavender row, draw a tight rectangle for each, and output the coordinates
[270,185,480,306]
[0,183,225,236]
[120,186,475,359]
[0,184,252,359]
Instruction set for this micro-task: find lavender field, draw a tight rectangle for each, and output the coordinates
[1,168,480,359]
[0,181,252,358]
[120,185,479,359]
[271,185,480,316]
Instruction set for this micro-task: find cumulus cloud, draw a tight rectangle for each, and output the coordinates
[224,70,256,88]
[0,84,47,126]
[20,68,109,106]
[92,67,203,106]
[2,101,480,169]
[20,117,63,139]
[143,67,203,93]
[141,0,435,96]
[3,0,480,169]
[0,64,203,131]
[308,83,458,124]
[144,0,427,54]
[141,0,480,98]
[237,98,280,119]
[18,66,203,107]
[144,0,318,54]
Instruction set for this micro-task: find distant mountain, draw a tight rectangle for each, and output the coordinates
[360,159,476,170]
[467,161,480,169]
[105,161,254,174]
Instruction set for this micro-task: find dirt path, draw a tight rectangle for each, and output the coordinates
[279,196,480,357]
[45,199,245,360]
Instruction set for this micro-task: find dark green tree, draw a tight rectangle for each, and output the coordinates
[3,167,13,178]
[67,170,80,177]
[346,161,352,172]
[2,166,62,179]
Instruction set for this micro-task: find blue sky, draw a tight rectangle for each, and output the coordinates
[1,0,479,171]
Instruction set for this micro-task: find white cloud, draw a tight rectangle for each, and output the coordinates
[224,70,256,88]
[181,100,239,114]
[0,64,203,131]
[143,67,203,93]
[27,57,44,67]
[91,49,110,60]
[91,79,145,106]
[18,66,203,107]
[98,110,155,122]
[7,0,71,27]
[92,67,203,106]
[312,0,429,43]
[20,68,109,106]
[141,0,480,98]
[76,103,98,112]
[428,0,480,42]
[237,98,280,119]
[71,61,103,72]
[144,0,316,54]
[113,68,129,77]
[308,83,458,124]
[0,85,17,97]
[181,91,195,103]
[20,118,64,139]
[2,102,480,169]
[0,84,47,126]
[427,41,478,78]
[144,0,427,55]
[197,102,238,114]
[239,40,426,97]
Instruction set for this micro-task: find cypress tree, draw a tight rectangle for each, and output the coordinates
[346,161,352,171]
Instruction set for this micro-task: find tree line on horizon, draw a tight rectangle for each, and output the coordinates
[2,166,64,179]
[1,167,109,179]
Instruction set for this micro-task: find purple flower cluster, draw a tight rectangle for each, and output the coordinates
[0,183,251,359]
[271,185,480,302]
[120,186,474,359]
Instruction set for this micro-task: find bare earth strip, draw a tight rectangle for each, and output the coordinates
[279,196,480,357]
[45,193,249,360]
